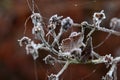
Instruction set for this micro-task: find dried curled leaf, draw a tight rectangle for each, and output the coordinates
[81,37,93,62]
[60,32,84,52]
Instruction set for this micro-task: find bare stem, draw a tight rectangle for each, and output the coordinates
[96,27,120,36]
[52,27,64,47]
[56,61,70,78]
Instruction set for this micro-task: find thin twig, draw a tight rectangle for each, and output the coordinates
[56,61,70,78]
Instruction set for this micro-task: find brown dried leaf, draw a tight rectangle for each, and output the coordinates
[61,32,84,52]
[81,37,93,62]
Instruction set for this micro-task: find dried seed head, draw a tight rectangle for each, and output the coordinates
[102,64,117,80]
[93,10,106,21]
[110,17,120,29]
[104,54,113,65]
[61,17,73,30]
[49,14,63,25]
[48,24,56,30]
[43,55,56,65]
[48,74,58,80]
[32,26,41,34]
[93,10,106,27]
[32,23,45,38]
[70,48,82,60]
[25,41,39,60]
[18,36,31,47]
[31,13,42,26]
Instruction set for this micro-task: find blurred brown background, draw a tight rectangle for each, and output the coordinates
[0,0,120,80]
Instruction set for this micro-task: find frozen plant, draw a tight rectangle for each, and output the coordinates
[93,10,106,28]
[18,1,120,80]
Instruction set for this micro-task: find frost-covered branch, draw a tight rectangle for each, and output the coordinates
[18,9,120,80]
